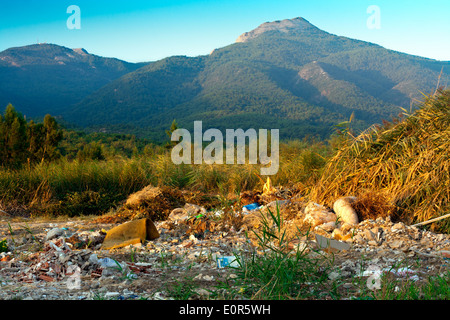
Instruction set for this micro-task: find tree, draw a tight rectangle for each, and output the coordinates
[0,105,63,169]
[76,142,105,162]
[26,120,45,164]
[41,114,63,163]
[0,104,28,169]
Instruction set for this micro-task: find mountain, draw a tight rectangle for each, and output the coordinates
[65,17,449,141]
[3,18,449,142]
[0,43,145,117]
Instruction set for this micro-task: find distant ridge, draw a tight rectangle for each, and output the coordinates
[0,43,145,117]
[1,18,449,143]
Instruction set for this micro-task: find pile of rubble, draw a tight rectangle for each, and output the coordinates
[1,183,449,300]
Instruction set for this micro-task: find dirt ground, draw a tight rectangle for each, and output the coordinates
[1,200,449,300]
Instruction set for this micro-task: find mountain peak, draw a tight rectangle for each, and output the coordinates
[73,48,89,55]
[236,17,319,43]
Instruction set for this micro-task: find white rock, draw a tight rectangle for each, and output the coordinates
[304,202,328,215]
[333,197,359,225]
[304,210,336,227]
[316,221,337,232]
[195,288,211,297]
[168,208,188,222]
[328,271,340,281]
[104,292,120,298]
[45,228,65,241]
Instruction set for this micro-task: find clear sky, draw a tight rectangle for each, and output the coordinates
[0,0,449,63]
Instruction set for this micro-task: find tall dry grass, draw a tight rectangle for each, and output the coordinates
[0,139,329,217]
[308,89,450,228]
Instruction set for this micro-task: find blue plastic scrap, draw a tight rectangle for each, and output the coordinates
[242,203,260,211]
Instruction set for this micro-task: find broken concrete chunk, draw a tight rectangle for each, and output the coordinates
[303,209,336,228]
[184,203,207,216]
[101,218,159,250]
[169,203,207,223]
[304,202,328,215]
[45,228,67,241]
[317,221,337,232]
[169,208,188,222]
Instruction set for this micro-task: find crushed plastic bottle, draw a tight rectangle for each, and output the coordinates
[242,203,261,213]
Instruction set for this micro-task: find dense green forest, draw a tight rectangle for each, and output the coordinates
[0,104,62,169]
[0,104,165,169]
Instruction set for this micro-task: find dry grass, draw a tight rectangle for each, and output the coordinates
[308,89,450,230]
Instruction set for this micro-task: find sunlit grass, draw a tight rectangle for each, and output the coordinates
[309,89,450,231]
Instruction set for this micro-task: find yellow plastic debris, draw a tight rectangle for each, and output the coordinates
[101,218,160,250]
[262,177,276,195]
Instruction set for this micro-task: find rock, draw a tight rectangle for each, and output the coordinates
[104,292,120,299]
[363,229,377,241]
[317,221,337,232]
[169,208,188,222]
[333,197,359,225]
[328,271,340,281]
[184,203,207,216]
[45,228,66,241]
[388,240,404,249]
[304,209,336,228]
[169,203,207,222]
[266,199,290,210]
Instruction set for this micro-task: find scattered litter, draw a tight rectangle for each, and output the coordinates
[314,233,351,252]
[242,203,261,213]
[362,266,420,282]
[89,254,120,269]
[0,180,449,300]
[46,228,69,241]
[216,255,239,268]
[386,267,419,281]
[101,218,159,250]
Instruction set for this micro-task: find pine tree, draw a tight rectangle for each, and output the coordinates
[0,105,63,169]
[26,120,45,165]
[0,104,28,168]
[41,114,63,163]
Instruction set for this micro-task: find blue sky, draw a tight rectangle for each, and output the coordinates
[0,0,449,62]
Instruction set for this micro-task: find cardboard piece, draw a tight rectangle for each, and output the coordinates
[101,218,160,250]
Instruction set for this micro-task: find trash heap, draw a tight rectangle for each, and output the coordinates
[0,178,449,300]
[2,227,156,286]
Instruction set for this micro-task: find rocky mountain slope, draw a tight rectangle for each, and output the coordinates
[0,44,145,117]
